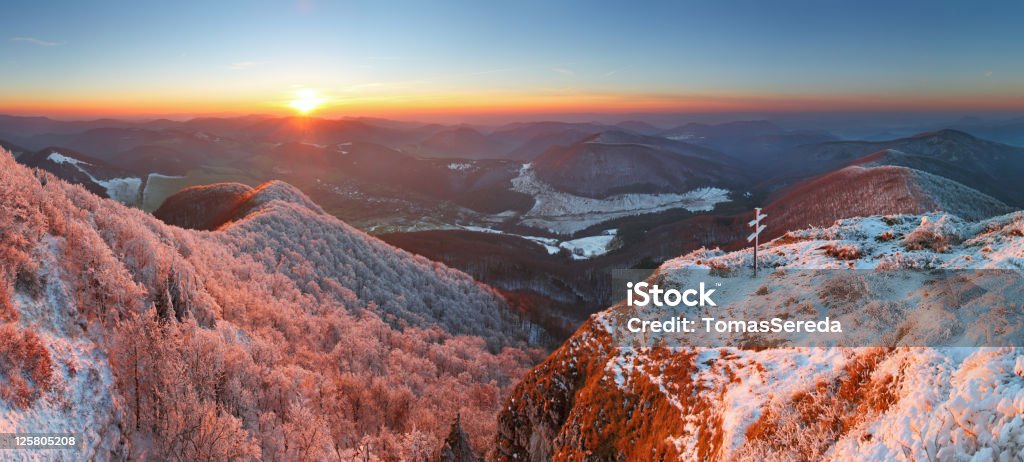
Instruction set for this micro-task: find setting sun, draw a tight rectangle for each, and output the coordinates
[288,89,325,115]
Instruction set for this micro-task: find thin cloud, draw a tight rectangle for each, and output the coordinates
[552,67,575,76]
[227,61,263,70]
[11,36,61,47]
[604,68,621,77]
[984,70,993,78]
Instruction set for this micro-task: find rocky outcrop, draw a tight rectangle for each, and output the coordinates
[438,415,479,462]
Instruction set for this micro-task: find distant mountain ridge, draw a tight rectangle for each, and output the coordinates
[661,120,840,166]
[780,129,1024,206]
[532,131,746,198]
[761,160,1012,237]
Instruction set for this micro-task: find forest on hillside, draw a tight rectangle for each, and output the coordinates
[0,150,543,460]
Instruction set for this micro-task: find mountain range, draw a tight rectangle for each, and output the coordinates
[7,116,1022,343]
[2,110,1023,459]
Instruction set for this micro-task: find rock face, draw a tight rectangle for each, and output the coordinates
[496,212,1024,461]
[438,415,479,462]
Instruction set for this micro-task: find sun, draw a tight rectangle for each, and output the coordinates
[289,89,325,115]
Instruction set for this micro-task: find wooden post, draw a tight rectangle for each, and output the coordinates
[747,208,766,277]
[754,231,758,277]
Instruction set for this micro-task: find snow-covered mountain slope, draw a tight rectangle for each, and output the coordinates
[783,130,1024,207]
[763,163,1013,237]
[0,149,541,460]
[496,212,1024,461]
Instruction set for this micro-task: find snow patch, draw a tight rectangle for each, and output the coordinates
[47,152,90,168]
[47,152,141,204]
[458,225,618,259]
[447,162,474,171]
[559,234,616,260]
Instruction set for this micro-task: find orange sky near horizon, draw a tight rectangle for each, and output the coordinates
[3,89,1024,121]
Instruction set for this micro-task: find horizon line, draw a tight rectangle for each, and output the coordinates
[3,108,1024,126]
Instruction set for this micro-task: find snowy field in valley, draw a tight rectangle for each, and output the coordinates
[459,226,619,260]
[510,163,729,234]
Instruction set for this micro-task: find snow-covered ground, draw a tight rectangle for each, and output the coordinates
[447,162,474,171]
[0,336,119,462]
[559,230,618,260]
[510,163,729,234]
[1,236,120,461]
[502,211,1024,462]
[662,213,1024,271]
[594,212,1024,461]
[48,152,142,205]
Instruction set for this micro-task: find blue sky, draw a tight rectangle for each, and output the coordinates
[1,0,1022,117]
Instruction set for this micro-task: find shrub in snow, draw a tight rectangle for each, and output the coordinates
[0,323,53,408]
[816,274,869,314]
[736,349,896,462]
[875,231,896,242]
[901,215,963,253]
[821,243,863,260]
[707,259,735,277]
[0,279,17,322]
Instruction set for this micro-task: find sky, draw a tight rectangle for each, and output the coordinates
[1,0,1023,119]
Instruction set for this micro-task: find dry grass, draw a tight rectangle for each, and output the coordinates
[821,243,863,260]
[876,231,896,242]
[900,218,961,253]
[817,274,869,314]
[775,232,814,245]
[738,348,897,461]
